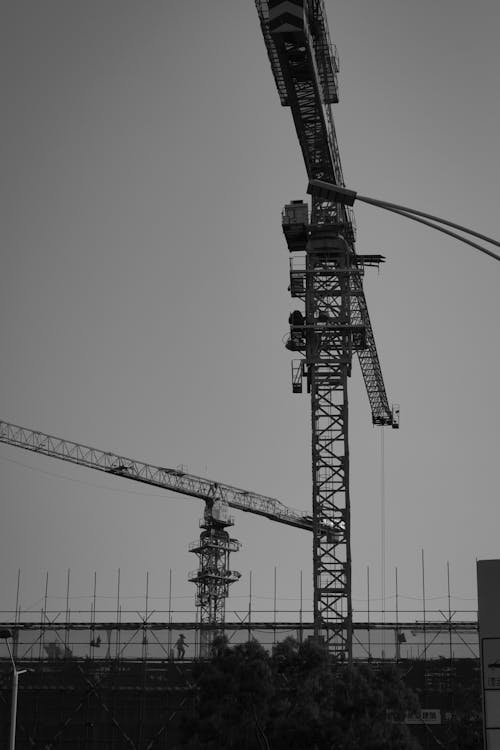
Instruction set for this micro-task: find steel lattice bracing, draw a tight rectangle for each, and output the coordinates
[308,234,352,658]
[0,418,308,656]
[0,420,313,531]
[295,227,358,658]
[350,270,393,426]
[285,224,362,657]
[256,0,394,429]
[256,0,396,658]
[189,506,241,656]
[0,418,322,655]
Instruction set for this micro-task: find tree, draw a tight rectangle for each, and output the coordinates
[180,637,421,749]
[268,638,421,750]
[181,637,274,749]
[442,680,483,749]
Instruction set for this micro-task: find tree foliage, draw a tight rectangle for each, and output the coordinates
[180,637,421,749]
[442,680,483,749]
[184,638,274,749]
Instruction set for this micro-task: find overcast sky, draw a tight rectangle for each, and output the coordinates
[0,0,499,626]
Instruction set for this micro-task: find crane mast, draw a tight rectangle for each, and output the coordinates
[256,0,398,659]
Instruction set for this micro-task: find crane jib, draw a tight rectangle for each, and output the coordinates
[0,419,316,532]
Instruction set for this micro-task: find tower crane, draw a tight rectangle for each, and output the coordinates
[255,0,399,659]
[0,2,395,664]
[0,419,325,655]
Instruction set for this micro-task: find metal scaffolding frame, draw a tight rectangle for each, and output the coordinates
[0,562,481,747]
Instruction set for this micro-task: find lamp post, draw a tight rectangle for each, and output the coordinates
[0,629,28,750]
[307,179,500,263]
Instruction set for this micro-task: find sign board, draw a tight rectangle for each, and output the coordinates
[483,639,500,691]
[405,709,441,725]
[477,560,500,749]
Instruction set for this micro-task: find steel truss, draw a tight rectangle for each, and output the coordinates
[306,227,354,659]
[286,223,359,658]
[285,214,382,660]
[257,0,396,659]
[286,209,394,660]
[0,419,316,659]
[0,421,313,531]
[189,508,241,657]
[287,220,395,658]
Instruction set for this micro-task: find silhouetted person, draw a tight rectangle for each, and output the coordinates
[175,633,188,660]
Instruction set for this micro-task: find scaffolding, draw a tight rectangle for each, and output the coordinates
[0,564,481,750]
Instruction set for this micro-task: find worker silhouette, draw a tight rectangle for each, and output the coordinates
[175,633,188,660]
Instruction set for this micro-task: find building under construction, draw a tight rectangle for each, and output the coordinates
[0,612,481,749]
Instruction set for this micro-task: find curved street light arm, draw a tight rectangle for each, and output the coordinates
[307,179,500,262]
[367,202,500,263]
[357,194,500,253]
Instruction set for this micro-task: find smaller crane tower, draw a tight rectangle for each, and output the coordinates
[0,419,318,655]
[189,499,241,656]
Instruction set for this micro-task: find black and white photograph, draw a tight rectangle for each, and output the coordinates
[0,1,499,747]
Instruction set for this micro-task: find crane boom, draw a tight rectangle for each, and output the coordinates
[257,0,394,427]
[0,419,312,532]
[350,271,393,425]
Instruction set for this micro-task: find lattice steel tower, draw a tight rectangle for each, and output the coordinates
[256,0,399,660]
[0,419,322,656]
[189,501,241,656]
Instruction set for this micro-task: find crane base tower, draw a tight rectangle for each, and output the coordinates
[284,202,358,659]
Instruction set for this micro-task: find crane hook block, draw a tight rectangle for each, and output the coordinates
[391,404,400,429]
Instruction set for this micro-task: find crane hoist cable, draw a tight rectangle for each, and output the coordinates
[380,427,386,652]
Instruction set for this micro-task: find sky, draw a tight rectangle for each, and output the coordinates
[0,0,499,627]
